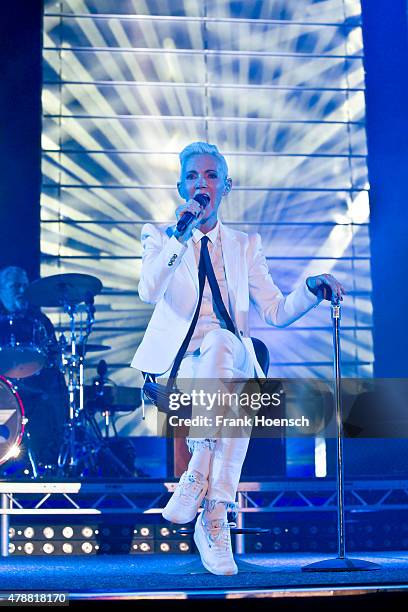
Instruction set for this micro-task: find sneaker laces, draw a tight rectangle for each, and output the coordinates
[178,472,205,506]
[202,518,236,555]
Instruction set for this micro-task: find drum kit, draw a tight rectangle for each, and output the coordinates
[0,272,136,479]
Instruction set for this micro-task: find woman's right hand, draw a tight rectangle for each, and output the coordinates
[174,199,204,243]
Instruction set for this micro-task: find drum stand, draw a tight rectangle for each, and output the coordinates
[302,297,380,572]
[23,429,39,479]
[82,409,136,477]
[57,297,135,478]
[57,297,99,477]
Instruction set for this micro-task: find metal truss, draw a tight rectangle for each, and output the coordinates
[2,480,408,517]
[1,479,407,557]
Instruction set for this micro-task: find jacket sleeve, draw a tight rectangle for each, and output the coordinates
[248,233,320,327]
[137,223,187,304]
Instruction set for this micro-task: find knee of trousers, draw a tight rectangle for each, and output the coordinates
[200,328,237,354]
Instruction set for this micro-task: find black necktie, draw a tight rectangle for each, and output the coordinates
[168,234,235,383]
[168,237,207,382]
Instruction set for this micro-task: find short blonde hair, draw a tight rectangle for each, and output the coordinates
[179,142,228,178]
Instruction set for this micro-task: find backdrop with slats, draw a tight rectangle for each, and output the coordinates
[41,0,372,390]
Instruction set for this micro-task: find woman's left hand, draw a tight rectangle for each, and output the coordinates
[306,274,346,301]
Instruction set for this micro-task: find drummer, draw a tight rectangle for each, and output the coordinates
[0,266,57,338]
[0,266,29,314]
[0,266,67,473]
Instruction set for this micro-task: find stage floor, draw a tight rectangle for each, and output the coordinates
[0,552,408,599]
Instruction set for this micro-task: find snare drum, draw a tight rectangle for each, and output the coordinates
[0,314,48,379]
[0,375,25,465]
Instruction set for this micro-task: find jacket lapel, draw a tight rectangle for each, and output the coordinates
[173,221,240,298]
[184,241,199,291]
[219,222,239,310]
[166,224,199,292]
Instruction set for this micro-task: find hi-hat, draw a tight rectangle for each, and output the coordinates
[25,273,103,307]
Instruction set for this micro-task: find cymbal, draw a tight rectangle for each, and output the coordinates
[25,274,103,307]
[64,343,111,354]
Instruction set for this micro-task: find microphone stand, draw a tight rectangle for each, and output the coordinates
[302,295,380,571]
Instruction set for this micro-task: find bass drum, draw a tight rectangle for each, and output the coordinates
[0,375,25,465]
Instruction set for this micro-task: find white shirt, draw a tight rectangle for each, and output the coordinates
[187,222,234,352]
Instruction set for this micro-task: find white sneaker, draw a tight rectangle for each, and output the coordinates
[194,513,238,575]
[162,470,208,524]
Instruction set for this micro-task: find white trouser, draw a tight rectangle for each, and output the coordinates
[168,328,255,503]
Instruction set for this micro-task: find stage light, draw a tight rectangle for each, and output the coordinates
[315,436,327,478]
[160,542,170,552]
[140,527,151,537]
[62,526,74,539]
[6,445,21,460]
[8,528,15,538]
[41,1,373,390]
[43,527,54,539]
[43,543,55,554]
[81,527,93,538]
[347,188,370,223]
[23,543,34,555]
[132,542,153,552]
[23,527,35,539]
[62,543,73,554]
[8,543,15,554]
[160,527,170,537]
[81,542,93,554]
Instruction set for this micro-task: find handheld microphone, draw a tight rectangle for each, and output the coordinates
[176,193,210,233]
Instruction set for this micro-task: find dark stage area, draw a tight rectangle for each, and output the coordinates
[1,552,408,599]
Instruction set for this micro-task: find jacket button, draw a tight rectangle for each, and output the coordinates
[239,330,243,336]
[168,254,177,267]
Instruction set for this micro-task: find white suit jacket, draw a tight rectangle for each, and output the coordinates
[130,221,320,377]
